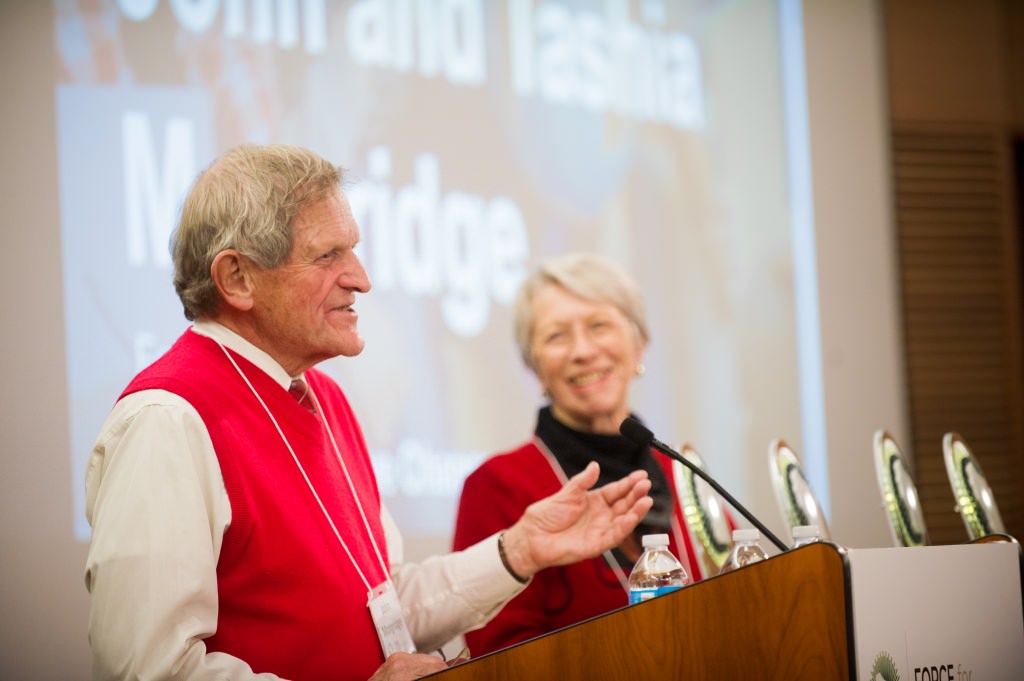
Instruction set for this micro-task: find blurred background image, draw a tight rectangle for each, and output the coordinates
[3,1,1023,679]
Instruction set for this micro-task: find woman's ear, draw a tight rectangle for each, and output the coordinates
[210,250,255,312]
[635,329,649,367]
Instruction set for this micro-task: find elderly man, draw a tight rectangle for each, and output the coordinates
[84,144,652,681]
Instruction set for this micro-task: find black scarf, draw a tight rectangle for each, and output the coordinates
[534,407,674,568]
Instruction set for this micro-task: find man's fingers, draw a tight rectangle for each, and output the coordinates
[371,652,447,680]
[565,460,601,492]
[612,495,654,536]
[616,491,654,523]
[629,494,654,518]
[608,481,652,518]
[599,470,651,505]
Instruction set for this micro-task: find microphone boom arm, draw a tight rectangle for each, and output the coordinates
[620,417,789,553]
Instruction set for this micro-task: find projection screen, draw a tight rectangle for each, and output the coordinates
[54,0,814,555]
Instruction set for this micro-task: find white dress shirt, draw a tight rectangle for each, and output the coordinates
[84,319,525,680]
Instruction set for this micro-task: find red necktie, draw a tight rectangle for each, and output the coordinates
[289,379,315,413]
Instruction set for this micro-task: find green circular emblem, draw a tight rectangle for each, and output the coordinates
[870,651,900,681]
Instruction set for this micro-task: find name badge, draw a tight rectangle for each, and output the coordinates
[367,581,416,657]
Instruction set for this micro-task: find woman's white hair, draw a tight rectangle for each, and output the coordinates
[513,252,649,371]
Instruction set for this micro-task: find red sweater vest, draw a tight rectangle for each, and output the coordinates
[124,329,389,681]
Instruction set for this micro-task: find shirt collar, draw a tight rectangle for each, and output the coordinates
[191,319,297,391]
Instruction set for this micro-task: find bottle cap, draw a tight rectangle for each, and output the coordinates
[792,525,820,540]
[641,533,670,548]
[731,528,760,543]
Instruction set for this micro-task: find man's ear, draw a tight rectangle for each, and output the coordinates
[210,250,255,312]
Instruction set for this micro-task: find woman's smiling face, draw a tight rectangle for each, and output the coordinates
[529,283,646,434]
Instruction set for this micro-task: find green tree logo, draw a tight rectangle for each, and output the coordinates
[869,651,901,681]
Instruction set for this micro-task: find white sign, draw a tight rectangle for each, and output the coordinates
[848,543,1024,681]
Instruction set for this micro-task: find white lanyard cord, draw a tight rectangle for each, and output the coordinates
[216,342,377,593]
[306,384,391,583]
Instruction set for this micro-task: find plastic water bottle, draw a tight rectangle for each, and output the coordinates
[627,534,689,604]
[791,524,821,548]
[718,529,769,574]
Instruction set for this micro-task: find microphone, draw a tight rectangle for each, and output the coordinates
[620,416,789,552]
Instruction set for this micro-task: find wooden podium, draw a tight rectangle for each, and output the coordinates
[432,539,1024,680]
[433,542,853,680]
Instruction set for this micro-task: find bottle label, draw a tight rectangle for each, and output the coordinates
[628,585,683,605]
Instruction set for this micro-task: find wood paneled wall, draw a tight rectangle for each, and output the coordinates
[885,0,1024,544]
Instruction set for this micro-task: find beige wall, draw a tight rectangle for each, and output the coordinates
[802,0,906,549]
[0,2,93,679]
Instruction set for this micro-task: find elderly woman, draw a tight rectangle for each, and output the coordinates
[453,252,711,655]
